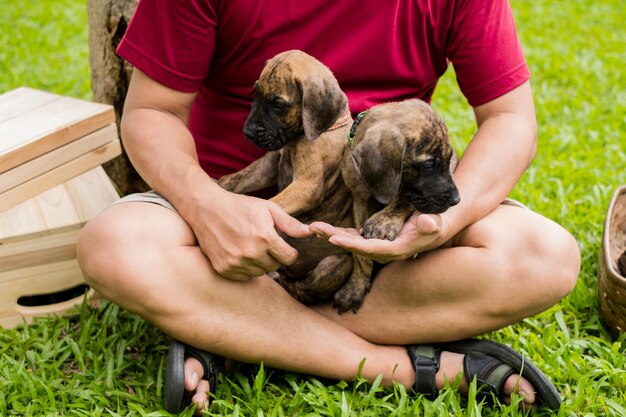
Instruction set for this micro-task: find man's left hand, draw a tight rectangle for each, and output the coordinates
[310,212,445,263]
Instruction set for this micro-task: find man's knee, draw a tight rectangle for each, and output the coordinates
[77,203,204,319]
[537,225,580,299]
[496,218,580,317]
[77,208,139,293]
[473,208,580,320]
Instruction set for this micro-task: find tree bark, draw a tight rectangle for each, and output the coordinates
[87,0,148,195]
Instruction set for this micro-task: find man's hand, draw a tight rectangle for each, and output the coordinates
[188,189,313,281]
[310,212,446,263]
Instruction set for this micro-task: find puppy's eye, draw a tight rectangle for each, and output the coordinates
[272,99,289,112]
[420,159,440,171]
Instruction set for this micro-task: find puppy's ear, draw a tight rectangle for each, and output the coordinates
[301,75,348,140]
[449,149,459,173]
[351,127,406,205]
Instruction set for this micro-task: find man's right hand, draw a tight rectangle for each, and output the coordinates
[121,69,311,281]
[186,187,313,281]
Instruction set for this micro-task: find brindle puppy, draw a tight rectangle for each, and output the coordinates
[335,99,461,312]
[218,50,358,311]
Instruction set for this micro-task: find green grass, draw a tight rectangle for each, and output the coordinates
[2,0,626,415]
[0,0,91,99]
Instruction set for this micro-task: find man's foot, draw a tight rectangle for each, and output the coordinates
[184,356,213,414]
[181,348,543,414]
[175,338,560,413]
[437,351,536,406]
[408,339,561,410]
[163,341,225,415]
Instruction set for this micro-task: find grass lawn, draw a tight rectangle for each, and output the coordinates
[2,0,626,416]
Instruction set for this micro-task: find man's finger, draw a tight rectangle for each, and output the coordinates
[310,221,361,238]
[328,233,399,257]
[268,242,299,266]
[270,205,313,238]
[415,213,442,234]
[255,252,284,272]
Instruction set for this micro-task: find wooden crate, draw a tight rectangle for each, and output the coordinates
[0,87,119,211]
[0,167,120,328]
[0,87,123,328]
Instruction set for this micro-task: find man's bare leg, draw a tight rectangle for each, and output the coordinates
[315,204,580,344]
[77,202,579,410]
[78,203,415,383]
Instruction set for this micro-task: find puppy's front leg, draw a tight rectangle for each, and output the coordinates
[217,151,280,194]
[270,177,324,216]
[333,196,374,314]
[270,145,326,216]
[277,254,353,304]
[363,193,414,241]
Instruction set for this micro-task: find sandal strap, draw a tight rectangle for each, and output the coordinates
[463,352,516,403]
[185,345,225,393]
[407,345,441,398]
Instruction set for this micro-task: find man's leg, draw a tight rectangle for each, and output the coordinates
[77,201,579,408]
[77,202,414,384]
[316,203,580,344]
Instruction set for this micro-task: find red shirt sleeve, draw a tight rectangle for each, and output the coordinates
[446,0,530,107]
[116,0,217,92]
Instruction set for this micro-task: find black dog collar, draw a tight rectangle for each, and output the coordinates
[347,110,368,149]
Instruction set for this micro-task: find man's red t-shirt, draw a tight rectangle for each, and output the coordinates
[117,0,530,179]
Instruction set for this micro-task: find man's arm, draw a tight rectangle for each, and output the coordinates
[121,70,311,279]
[446,80,537,236]
[310,81,537,262]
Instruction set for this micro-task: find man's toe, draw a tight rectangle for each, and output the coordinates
[184,357,205,391]
[504,374,536,405]
[191,379,211,414]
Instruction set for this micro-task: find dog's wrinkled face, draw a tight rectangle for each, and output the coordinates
[351,99,460,214]
[400,130,460,214]
[243,50,347,151]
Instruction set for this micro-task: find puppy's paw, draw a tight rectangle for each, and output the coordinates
[267,271,280,280]
[363,212,404,241]
[332,279,371,314]
[276,278,314,305]
[217,174,237,191]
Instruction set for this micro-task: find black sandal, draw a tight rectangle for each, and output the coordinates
[164,340,225,413]
[407,338,562,411]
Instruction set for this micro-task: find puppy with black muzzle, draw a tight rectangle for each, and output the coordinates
[218,50,360,311]
[330,99,461,312]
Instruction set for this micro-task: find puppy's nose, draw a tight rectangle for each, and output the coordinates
[447,188,461,206]
[243,125,255,139]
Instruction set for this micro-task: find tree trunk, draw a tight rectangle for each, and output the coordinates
[87,0,148,195]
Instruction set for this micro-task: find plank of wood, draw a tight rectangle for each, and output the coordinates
[0,123,117,192]
[0,258,94,329]
[0,87,115,173]
[0,139,121,212]
[0,166,120,241]
[0,228,80,273]
[63,165,120,223]
[0,87,61,124]
[0,185,80,243]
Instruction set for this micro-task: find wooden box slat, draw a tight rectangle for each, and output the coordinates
[0,139,121,212]
[0,166,120,242]
[0,228,80,273]
[0,123,117,193]
[0,87,115,173]
[0,87,60,124]
[0,259,94,329]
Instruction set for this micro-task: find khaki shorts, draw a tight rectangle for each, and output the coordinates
[112,190,176,211]
[114,190,527,277]
[112,190,528,212]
